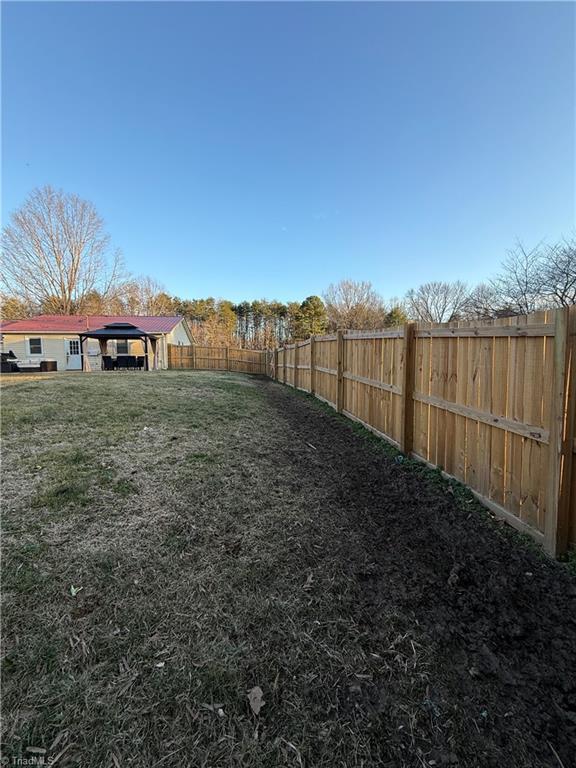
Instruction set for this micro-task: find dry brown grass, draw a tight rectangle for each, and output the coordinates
[1,372,433,767]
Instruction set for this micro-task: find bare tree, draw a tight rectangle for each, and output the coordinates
[489,241,546,316]
[323,279,389,330]
[1,185,123,314]
[405,280,470,323]
[113,275,175,315]
[464,282,516,319]
[0,294,33,321]
[541,237,576,307]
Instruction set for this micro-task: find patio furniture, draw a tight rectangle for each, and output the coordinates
[116,356,129,369]
[102,355,116,371]
[135,356,145,370]
[40,360,57,372]
[1,351,20,373]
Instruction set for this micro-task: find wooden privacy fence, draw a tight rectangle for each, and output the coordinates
[274,307,576,556]
[168,344,271,375]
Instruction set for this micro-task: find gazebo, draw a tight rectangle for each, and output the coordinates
[78,322,160,371]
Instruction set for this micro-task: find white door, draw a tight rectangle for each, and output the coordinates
[65,339,82,370]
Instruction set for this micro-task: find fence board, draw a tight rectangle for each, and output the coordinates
[490,333,508,506]
[297,342,311,392]
[314,337,337,406]
[522,312,545,530]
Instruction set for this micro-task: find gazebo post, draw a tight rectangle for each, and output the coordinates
[81,336,91,372]
[98,339,107,369]
[144,336,149,370]
[150,337,158,369]
[78,335,91,372]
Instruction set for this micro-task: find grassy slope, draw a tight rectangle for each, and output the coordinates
[2,372,407,767]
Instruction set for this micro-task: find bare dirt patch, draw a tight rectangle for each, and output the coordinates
[2,371,575,767]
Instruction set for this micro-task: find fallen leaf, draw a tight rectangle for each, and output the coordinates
[468,666,479,677]
[247,686,265,715]
[70,585,83,597]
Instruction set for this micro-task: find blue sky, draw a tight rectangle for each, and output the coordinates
[2,1,574,304]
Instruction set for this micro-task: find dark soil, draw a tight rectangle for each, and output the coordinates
[265,381,576,768]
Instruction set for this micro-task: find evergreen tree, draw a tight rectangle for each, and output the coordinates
[295,295,327,337]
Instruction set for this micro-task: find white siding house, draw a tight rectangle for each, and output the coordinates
[0,315,192,372]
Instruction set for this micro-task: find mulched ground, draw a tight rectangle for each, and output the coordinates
[2,372,575,768]
[269,381,576,768]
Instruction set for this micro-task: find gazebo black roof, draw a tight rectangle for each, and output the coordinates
[79,322,159,340]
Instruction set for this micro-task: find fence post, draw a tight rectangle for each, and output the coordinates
[273,348,278,379]
[310,335,316,395]
[399,322,416,455]
[545,307,571,556]
[179,345,183,369]
[336,329,344,413]
[294,342,299,390]
[225,347,230,372]
[283,345,287,384]
[559,306,576,549]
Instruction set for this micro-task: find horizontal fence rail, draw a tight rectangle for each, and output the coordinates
[274,307,576,556]
[168,345,271,375]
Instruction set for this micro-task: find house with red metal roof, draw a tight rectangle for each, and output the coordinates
[0,315,193,372]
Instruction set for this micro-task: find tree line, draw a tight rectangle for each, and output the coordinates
[1,186,574,349]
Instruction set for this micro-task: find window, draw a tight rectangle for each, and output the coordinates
[28,338,42,355]
[116,340,129,355]
[68,340,80,355]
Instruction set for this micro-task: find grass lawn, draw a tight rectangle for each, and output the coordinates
[2,371,575,768]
